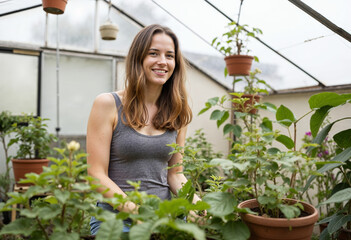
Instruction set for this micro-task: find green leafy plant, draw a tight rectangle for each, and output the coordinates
[302,92,351,240]
[184,129,223,192]
[0,111,19,202]
[10,115,56,159]
[0,141,113,239]
[234,68,272,95]
[212,21,262,56]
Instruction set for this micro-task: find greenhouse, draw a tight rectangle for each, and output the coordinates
[0,0,350,239]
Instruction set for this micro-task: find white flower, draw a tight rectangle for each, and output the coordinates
[67,141,80,152]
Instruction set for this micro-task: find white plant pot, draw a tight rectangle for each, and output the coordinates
[99,21,119,40]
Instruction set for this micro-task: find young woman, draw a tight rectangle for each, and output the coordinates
[87,24,201,234]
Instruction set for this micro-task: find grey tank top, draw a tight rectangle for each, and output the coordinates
[109,92,177,200]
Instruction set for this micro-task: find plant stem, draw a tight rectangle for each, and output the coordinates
[36,216,50,240]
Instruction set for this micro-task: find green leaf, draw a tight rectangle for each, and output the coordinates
[278,204,300,219]
[222,221,250,240]
[310,106,332,137]
[276,105,296,127]
[321,188,351,205]
[210,158,234,171]
[54,189,70,204]
[0,218,34,236]
[307,122,334,155]
[96,218,124,240]
[309,92,351,109]
[327,214,351,235]
[203,192,236,217]
[258,196,276,205]
[174,222,206,240]
[217,111,229,128]
[208,97,219,106]
[262,102,277,113]
[319,227,331,240]
[267,148,280,155]
[276,134,294,149]
[223,124,242,137]
[304,147,351,192]
[333,129,351,148]
[260,117,273,132]
[50,232,79,240]
[210,110,225,121]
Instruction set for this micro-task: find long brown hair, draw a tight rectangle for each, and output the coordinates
[122,24,192,131]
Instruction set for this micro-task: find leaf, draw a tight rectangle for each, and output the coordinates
[54,189,70,204]
[319,227,331,240]
[327,214,351,235]
[210,158,234,170]
[208,97,219,106]
[262,102,277,113]
[210,110,225,121]
[0,218,34,236]
[321,188,351,205]
[222,221,250,240]
[258,196,276,205]
[203,192,236,217]
[260,117,273,132]
[278,204,300,220]
[276,105,296,127]
[307,122,334,155]
[310,106,332,137]
[96,218,124,240]
[173,222,206,240]
[223,124,242,137]
[276,134,294,149]
[217,111,229,128]
[50,232,79,240]
[309,92,351,109]
[334,129,351,148]
[304,147,351,192]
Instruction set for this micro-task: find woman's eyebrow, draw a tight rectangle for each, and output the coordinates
[149,48,175,54]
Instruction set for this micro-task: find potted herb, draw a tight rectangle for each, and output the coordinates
[303,92,351,240]
[212,21,262,76]
[10,115,56,185]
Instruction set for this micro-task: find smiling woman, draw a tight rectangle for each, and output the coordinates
[86,24,201,235]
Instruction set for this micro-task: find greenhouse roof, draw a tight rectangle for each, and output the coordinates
[1,0,350,92]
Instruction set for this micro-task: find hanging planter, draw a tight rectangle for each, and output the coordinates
[232,94,262,114]
[100,20,119,40]
[225,55,254,76]
[99,0,119,41]
[42,0,68,15]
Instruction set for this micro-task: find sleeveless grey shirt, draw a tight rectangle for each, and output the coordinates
[108,92,177,200]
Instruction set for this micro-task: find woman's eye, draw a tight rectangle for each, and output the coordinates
[167,54,175,58]
[149,52,157,56]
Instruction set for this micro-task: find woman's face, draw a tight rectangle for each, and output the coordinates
[142,33,176,87]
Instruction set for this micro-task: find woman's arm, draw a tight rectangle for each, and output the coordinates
[167,126,201,204]
[86,93,137,213]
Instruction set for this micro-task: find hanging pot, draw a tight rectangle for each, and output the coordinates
[42,0,68,15]
[224,55,254,76]
[99,21,119,40]
[238,198,318,240]
[232,94,262,114]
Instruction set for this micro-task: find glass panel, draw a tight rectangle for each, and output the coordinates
[0,0,41,15]
[0,6,45,45]
[41,53,113,135]
[0,52,38,114]
[47,0,95,51]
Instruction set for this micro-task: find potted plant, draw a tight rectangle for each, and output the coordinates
[212,21,262,76]
[42,0,68,15]
[231,68,272,114]
[10,115,56,185]
[0,141,114,239]
[200,93,320,239]
[302,92,351,240]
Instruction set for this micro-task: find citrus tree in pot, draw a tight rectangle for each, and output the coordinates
[212,21,262,76]
[9,115,56,185]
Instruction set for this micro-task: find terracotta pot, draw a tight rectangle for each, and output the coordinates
[224,55,254,76]
[11,159,49,186]
[232,94,262,114]
[238,198,319,240]
[42,0,68,15]
[99,21,119,40]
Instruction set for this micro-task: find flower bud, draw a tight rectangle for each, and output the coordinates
[67,141,80,152]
